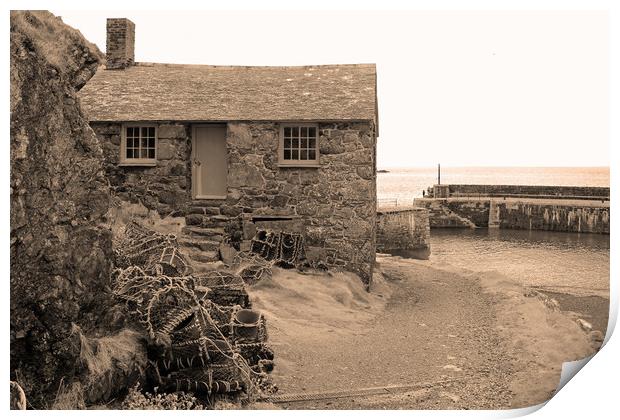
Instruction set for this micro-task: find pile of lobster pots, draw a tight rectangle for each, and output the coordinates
[112,222,275,403]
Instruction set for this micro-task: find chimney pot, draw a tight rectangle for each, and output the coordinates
[106,18,135,70]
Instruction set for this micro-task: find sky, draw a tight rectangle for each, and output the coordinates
[55,10,610,168]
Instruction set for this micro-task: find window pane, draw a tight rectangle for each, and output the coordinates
[140,148,149,159]
[141,138,149,149]
[126,127,134,137]
[281,125,320,162]
[126,148,134,159]
[148,149,155,159]
[141,127,149,138]
[148,127,155,137]
[148,137,155,148]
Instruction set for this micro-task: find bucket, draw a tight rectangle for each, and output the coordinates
[235,309,261,325]
[233,309,262,342]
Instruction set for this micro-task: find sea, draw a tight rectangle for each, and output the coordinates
[377,167,610,297]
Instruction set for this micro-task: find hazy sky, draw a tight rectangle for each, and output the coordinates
[56,10,610,168]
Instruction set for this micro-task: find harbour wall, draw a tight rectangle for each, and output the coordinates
[415,198,610,234]
[431,184,609,200]
[417,199,487,228]
[497,202,610,234]
[376,207,431,258]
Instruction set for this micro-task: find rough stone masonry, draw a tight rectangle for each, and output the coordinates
[80,17,379,286]
[92,121,377,285]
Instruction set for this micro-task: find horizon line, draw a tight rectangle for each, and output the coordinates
[377,165,611,169]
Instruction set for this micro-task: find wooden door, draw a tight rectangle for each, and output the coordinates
[192,125,227,199]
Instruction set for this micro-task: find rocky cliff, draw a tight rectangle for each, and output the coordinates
[10,10,113,406]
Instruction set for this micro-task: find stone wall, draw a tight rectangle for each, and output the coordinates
[91,121,377,284]
[376,208,430,258]
[92,123,191,216]
[439,184,610,199]
[414,199,478,228]
[498,202,610,234]
[415,197,610,234]
[445,200,490,227]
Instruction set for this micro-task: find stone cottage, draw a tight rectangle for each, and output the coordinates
[79,18,379,284]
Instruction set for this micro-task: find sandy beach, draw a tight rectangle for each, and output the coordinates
[249,256,605,409]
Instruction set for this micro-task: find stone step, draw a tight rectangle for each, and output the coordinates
[182,226,226,240]
[202,215,230,228]
[185,214,232,227]
[179,237,220,252]
[184,248,220,264]
[206,215,230,223]
[190,260,226,274]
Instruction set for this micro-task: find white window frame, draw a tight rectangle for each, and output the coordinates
[119,123,158,166]
[278,123,320,167]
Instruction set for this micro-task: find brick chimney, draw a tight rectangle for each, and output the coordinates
[106,18,135,69]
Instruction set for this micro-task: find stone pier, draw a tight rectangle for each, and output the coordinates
[416,185,610,234]
[376,207,431,258]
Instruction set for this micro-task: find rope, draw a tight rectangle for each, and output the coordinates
[262,378,467,403]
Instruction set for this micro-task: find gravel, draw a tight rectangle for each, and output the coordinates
[274,258,515,409]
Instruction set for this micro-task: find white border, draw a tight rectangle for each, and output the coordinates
[3,1,617,419]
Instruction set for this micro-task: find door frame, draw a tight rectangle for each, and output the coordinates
[191,124,228,200]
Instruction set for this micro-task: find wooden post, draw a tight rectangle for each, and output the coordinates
[438,163,441,185]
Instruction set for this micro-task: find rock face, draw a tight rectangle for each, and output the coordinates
[10,11,112,404]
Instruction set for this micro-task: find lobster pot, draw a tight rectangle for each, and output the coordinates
[207,286,249,308]
[158,365,245,395]
[157,246,192,276]
[239,264,272,286]
[231,309,265,343]
[235,342,275,370]
[194,272,250,307]
[205,339,232,364]
[206,305,235,336]
[250,230,306,266]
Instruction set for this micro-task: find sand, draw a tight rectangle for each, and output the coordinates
[248,256,601,409]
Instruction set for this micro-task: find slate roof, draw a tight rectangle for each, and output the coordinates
[78,63,378,123]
